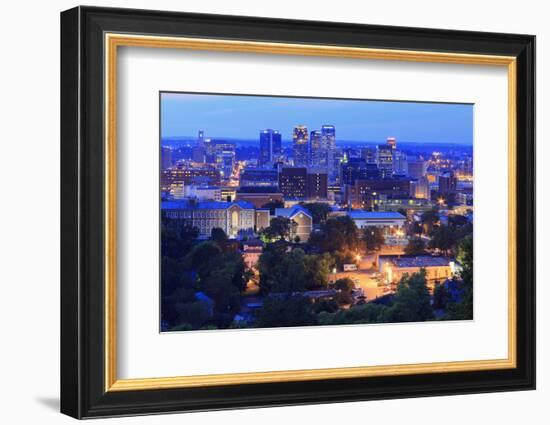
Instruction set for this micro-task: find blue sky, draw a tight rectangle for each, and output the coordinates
[160,92,473,145]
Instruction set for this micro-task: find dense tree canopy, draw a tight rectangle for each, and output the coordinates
[302,202,332,224]
[362,226,385,252]
[308,216,360,254]
[261,216,297,242]
[404,237,426,255]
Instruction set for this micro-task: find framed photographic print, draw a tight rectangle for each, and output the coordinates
[60,6,535,419]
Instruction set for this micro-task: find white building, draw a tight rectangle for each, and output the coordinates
[348,211,406,230]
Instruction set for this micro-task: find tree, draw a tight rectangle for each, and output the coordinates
[273,248,307,294]
[446,235,473,320]
[428,224,457,256]
[302,202,332,224]
[257,242,287,294]
[334,277,356,305]
[363,226,385,252]
[173,300,213,329]
[256,295,317,328]
[161,219,199,259]
[318,303,388,326]
[210,227,228,246]
[308,216,359,253]
[261,200,284,214]
[261,216,297,241]
[185,241,223,280]
[404,237,426,255]
[202,266,241,323]
[303,253,332,289]
[382,270,434,322]
[433,282,450,310]
[420,207,440,234]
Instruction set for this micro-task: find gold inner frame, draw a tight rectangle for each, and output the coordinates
[104,33,517,392]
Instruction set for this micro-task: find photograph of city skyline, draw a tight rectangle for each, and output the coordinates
[160,92,474,332]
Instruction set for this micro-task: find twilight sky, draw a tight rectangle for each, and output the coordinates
[160,92,473,145]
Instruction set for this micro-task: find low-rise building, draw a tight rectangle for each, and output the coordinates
[183,185,222,201]
[348,211,406,230]
[162,200,257,238]
[242,239,264,270]
[274,205,313,242]
[235,186,284,208]
[379,255,453,289]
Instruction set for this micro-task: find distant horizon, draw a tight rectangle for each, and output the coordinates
[161,135,473,147]
[161,92,474,146]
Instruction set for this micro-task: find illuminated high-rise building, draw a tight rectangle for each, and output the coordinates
[198,130,205,146]
[292,125,309,166]
[393,150,408,175]
[377,144,394,178]
[321,125,336,173]
[361,147,376,164]
[259,129,282,166]
[310,130,323,166]
[259,129,274,166]
[272,130,282,159]
[279,167,307,199]
[386,137,397,151]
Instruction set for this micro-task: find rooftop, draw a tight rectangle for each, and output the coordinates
[236,186,281,194]
[382,255,450,268]
[349,211,406,220]
[275,205,312,218]
[162,200,255,210]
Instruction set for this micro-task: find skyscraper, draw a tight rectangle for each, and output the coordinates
[192,130,206,163]
[259,129,274,166]
[361,147,376,164]
[341,158,380,185]
[278,167,307,199]
[438,171,457,194]
[306,168,328,199]
[386,137,397,151]
[392,150,408,175]
[272,130,282,159]
[309,130,323,166]
[321,125,336,174]
[377,144,394,178]
[292,125,309,166]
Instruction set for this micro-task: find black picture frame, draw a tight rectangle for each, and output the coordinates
[61,5,535,419]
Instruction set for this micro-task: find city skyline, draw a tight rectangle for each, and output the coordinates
[161,92,474,145]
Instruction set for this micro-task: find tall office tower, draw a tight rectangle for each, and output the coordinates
[410,176,430,199]
[292,125,309,166]
[361,147,376,164]
[218,151,235,179]
[341,158,380,185]
[386,137,397,151]
[393,150,408,175]
[161,146,173,171]
[376,144,394,178]
[192,145,206,163]
[438,171,457,194]
[259,129,274,166]
[309,130,323,166]
[272,130,282,159]
[192,130,206,163]
[407,159,427,179]
[321,125,336,172]
[278,167,307,199]
[306,168,328,199]
[198,130,205,146]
